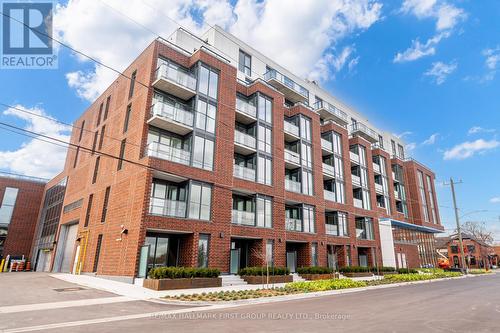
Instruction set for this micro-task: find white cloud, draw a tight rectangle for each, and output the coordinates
[55,0,383,100]
[424,60,457,85]
[490,197,500,204]
[422,133,439,145]
[405,142,417,153]
[443,139,500,160]
[393,32,449,63]
[395,131,412,139]
[0,105,71,178]
[309,45,358,81]
[468,126,496,135]
[480,46,500,82]
[395,1,466,63]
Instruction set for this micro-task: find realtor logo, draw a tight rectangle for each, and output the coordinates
[1,1,57,69]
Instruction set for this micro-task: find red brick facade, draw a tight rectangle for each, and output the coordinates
[35,39,443,279]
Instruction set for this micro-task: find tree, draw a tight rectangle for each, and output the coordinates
[460,221,494,244]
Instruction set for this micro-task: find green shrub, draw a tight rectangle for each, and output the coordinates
[285,278,367,292]
[397,268,418,274]
[384,272,461,282]
[376,266,397,272]
[418,268,444,274]
[296,266,334,275]
[339,266,372,273]
[148,266,220,279]
[468,269,493,275]
[238,266,289,276]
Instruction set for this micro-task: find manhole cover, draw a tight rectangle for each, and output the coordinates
[53,287,86,292]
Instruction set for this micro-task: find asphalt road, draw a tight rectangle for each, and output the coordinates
[1,272,499,332]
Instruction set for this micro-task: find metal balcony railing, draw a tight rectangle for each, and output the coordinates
[314,100,348,125]
[264,69,309,99]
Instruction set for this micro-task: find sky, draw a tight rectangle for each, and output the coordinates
[0,0,499,241]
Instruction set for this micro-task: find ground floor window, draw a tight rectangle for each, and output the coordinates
[197,234,210,268]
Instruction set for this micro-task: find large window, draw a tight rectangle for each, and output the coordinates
[258,124,272,154]
[257,94,272,124]
[266,240,274,265]
[196,98,216,134]
[192,136,214,171]
[198,65,218,100]
[257,155,272,185]
[301,143,312,168]
[300,116,311,141]
[355,217,374,240]
[238,50,251,76]
[418,171,429,222]
[426,175,438,224]
[188,182,212,221]
[302,205,315,233]
[256,196,272,228]
[311,243,318,267]
[0,187,19,225]
[325,212,348,237]
[197,234,210,268]
[302,170,314,196]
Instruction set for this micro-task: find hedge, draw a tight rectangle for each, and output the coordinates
[285,278,367,292]
[238,266,289,276]
[339,266,373,273]
[296,267,334,274]
[377,266,397,272]
[384,272,461,282]
[148,267,220,279]
[397,268,418,274]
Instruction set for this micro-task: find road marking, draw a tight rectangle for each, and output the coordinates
[0,296,134,314]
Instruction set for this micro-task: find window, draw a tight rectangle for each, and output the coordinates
[302,170,314,196]
[257,155,272,185]
[63,199,83,214]
[426,175,438,224]
[256,196,272,228]
[129,70,137,99]
[266,240,274,265]
[198,65,218,100]
[258,125,272,154]
[192,136,214,171]
[149,180,187,217]
[398,144,405,159]
[96,103,103,126]
[91,131,98,155]
[93,234,103,272]
[311,243,318,267]
[332,132,342,155]
[450,245,458,254]
[101,186,111,223]
[300,116,311,141]
[73,147,80,168]
[188,182,212,221]
[196,98,216,134]
[103,96,111,120]
[197,234,210,268]
[92,156,100,184]
[303,205,315,233]
[378,135,384,148]
[467,245,475,253]
[355,217,374,240]
[98,125,106,150]
[257,94,272,124]
[78,121,85,142]
[418,171,429,222]
[123,104,132,133]
[238,50,251,76]
[84,194,93,227]
[117,139,126,170]
[301,143,312,168]
[0,187,19,225]
[325,212,348,237]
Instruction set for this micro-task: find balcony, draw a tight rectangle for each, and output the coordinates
[394,190,401,201]
[232,210,256,226]
[354,198,363,209]
[149,198,186,218]
[284,120,300,141]
[350,151,360,164]
[351,174,361,187]
[314,101,348,127]
[373,162,381,174]
[264,69,309,103]
[325,224,339,236]
[375,183,384,194]
[321,138,333,153]
[147,141,191,165]
[285,179,301,193]
[285,218,303,232]
[233,164,256,182]
[235,98,257,124]
[234,130,256,155]
[350,122,378,143]
[147,101,194,135]
[284,149,301,168]
[322,163,336,179]
[324,190,336,202]
[153,63,197,100]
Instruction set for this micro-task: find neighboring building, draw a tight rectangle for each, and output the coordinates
[492,246,500,267]
[445,233,493,269]
[0,172,46,260]
[31,26,444,282]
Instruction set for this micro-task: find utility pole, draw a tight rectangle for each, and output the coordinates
[445,178,468,274]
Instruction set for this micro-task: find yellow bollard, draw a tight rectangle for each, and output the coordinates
[0,259,4,272]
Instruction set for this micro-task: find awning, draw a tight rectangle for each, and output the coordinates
[379,218,444,234]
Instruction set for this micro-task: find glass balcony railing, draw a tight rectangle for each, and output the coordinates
[234,130,256,149]
[350,122,378,143]
[325,224,339,236]
[285,179,301,193]
[350,151,360,164]
[147,141,191,165]
[375,183,384,193]
[232,210,256,226]
[372,162,381,174]
[321,138,333,151]
[149,198,187,218]
[322,163,336,177]
[236,98,257,118]
[284,120,300,137]
[264,69,309,100]
[351,174,361,186]
[314,100,348,125]
[155,63,197,91]
[150,101,194,128]
[233,164,256,181]
[354,198,363,209]
[324,190,336,202]
[285,218,303,232]
[394,190,401,200]
[284,149,300,166]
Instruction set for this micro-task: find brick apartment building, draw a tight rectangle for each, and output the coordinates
[0,172,46,260]
[30,26,443,282]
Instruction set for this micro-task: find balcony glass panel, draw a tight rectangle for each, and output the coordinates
[233,164,256,181]
[285,179,301,193]
[155,63,197,91]
[284,120,299,137]
[236,97,257,118]
[264,69,309,99]
[149,198,186,218]
[147,142,190,165]
[284,149,300,165]
[232,210,256,226]
[234,130,256,149]
[150,101,194,127]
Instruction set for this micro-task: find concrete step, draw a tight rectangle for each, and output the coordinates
[221,275,248,286]
[291,273,306,282]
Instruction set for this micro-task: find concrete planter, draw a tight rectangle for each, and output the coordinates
[241,275,293,284]
[342,272,374,278]
[143,277,222,291]
[299,273,338,281]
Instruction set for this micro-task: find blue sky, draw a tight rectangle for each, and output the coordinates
[0,0,499,240]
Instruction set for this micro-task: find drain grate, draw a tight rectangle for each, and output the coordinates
[53,287,86,292]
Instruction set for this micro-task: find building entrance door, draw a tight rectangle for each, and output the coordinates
[286,251,297,273]
[230,249,240,274]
